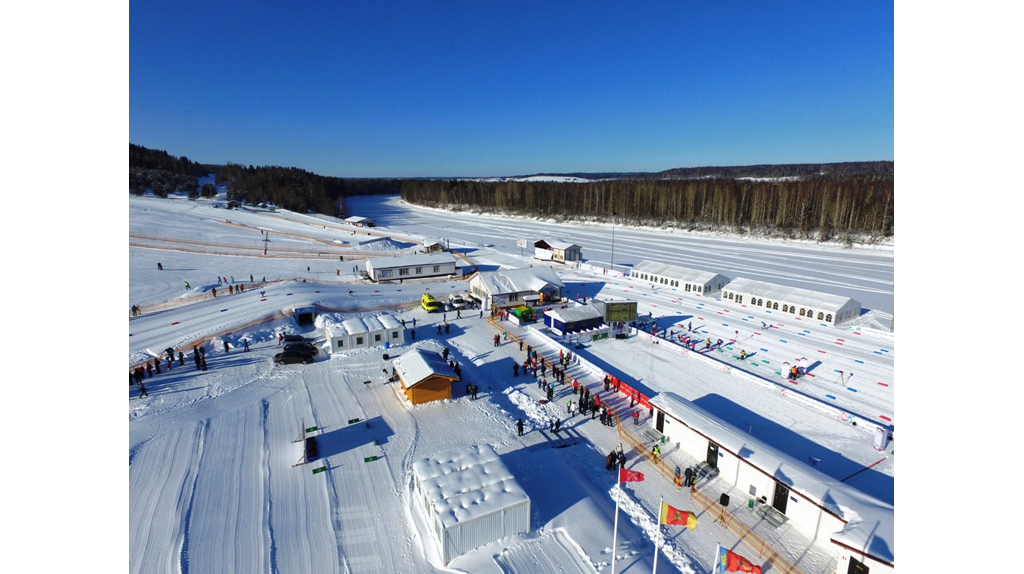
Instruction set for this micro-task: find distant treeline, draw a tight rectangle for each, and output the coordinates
[400,174,894,242]
[657,161,893,179]
[129,144,401,216]
[130,144,893,241]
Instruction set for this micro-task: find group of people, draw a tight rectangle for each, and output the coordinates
[130,344,211,398]
[606,446,626,471]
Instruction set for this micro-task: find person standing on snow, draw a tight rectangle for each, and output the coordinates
[517,418,524,436]
[138,383,149,398]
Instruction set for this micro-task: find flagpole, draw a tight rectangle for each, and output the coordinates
[712,543,721,574]
[612,468,621,574]
[652,497,662,574]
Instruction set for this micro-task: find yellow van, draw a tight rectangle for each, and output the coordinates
[421,293,440,312]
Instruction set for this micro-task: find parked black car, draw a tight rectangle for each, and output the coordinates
[274,349,316,365]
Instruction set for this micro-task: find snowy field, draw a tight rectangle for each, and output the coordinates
[129,193,894,574]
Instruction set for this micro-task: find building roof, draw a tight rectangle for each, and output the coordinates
[331,314,402,336]
[649,392,893,565]
[474,266,563,295]
[723,277,860,314]
[345,216,373,223]
[632,260,727,285]
[544,305,604,324]
[367,252,457,270]
[392,349,459,387]
[535,239,580,250]
[412,445,529,529]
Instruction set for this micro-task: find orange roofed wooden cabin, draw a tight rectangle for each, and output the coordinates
[392,349,461,405]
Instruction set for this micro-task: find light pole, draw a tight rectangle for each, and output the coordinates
[609,212,616,274]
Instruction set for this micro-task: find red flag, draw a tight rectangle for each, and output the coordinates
[660,501,698,530]
[716,546,761,574]
[619,467,645,483]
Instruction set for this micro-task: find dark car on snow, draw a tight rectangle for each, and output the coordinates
[274,349,316,365]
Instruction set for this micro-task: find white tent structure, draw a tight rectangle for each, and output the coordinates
[325,314,404,353]
[630,260,729,295]
[412,445,531,565]
[721,277,861,326]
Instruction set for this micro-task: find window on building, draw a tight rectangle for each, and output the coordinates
[380,269,393,277]
[817,312,824,320]
[696,286,702,293]
[392,331,399,338]
[826,314,833,322]
[433,265,440,272]
[773,302,779,310]
[375,334,381,342]
[356,337,364,345]
[736,295,742,303]
[399,268,409,276]
[686,284,691,292]
[415,267,422,274]
[800,308,806,316]
[509,293,519,301]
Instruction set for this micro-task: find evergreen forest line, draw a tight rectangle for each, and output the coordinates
[130,144,893,242]
[399,175,893,243]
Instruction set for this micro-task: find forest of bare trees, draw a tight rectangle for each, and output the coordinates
[400,174,894,243]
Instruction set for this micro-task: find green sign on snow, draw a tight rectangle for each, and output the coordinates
[312,467,327,474]
[363,456,379,463]
[305,426,319,433]
[348,418,361,424]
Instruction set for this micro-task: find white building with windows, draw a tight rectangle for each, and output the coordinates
[326,313,405,353]
[468,266,563,309]
[647,392,893,574]
[365,253,458,282]
[629,261,729,295]
[721,277,861,326]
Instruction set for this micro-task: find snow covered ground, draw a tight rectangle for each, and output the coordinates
[128,193,894,573]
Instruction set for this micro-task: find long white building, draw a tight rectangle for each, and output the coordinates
[629,260,729,295]
[721,277,861,326]
[365,253,458,282]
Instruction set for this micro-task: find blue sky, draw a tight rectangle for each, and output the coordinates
[130,2,893,177]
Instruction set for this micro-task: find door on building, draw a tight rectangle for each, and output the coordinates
[706,442,719,469]
[655,410,665,433]
[848,556,869,574]
[772,482,790,514]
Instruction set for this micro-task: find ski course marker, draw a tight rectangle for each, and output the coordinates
[877,382,889,387]
[171,321,179,325]
[825,395,836,400]
[846,387,857,393]
[854,359,864,364]
[879,415,891,422]
[220,309,227,312]
[780,339,788,343]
